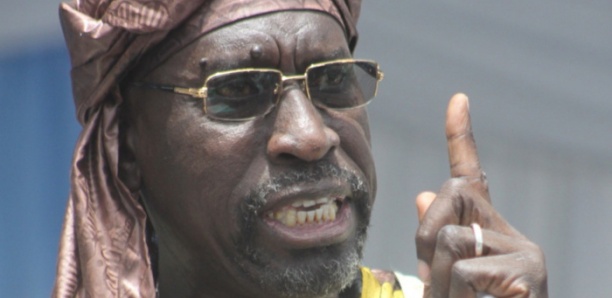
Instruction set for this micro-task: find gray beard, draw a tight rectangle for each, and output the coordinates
[238,232,366,298]
[233,163,371,298]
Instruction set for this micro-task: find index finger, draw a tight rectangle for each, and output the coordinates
[446,93,482,179]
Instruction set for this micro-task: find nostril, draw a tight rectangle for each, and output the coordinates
[273,149,334,164]
[276,153,299,162]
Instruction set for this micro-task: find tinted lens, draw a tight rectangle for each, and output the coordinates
[206,70,281,120]
[307,61,379,109]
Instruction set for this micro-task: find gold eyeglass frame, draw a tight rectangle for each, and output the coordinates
[133,58,384,121]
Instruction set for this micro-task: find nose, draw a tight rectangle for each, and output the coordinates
[267,87,340,163]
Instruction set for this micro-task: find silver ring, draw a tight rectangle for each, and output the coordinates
[471,223,483,257]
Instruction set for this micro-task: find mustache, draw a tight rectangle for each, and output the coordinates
[242,162,370,217]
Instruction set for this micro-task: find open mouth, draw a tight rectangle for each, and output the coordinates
[259,193,355,249]
[264,197,342,227]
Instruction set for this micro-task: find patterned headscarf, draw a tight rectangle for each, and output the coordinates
[53,0,362,297]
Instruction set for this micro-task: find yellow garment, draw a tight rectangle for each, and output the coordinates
[360,267,405,298]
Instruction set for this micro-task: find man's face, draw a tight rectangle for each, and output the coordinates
[124,11,377,297]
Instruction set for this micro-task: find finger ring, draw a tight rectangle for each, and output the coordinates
[471,223,483,257]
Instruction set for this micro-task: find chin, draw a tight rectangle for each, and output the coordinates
[232,228,368,298]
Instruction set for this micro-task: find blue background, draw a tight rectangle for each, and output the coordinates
[0,46,79,297]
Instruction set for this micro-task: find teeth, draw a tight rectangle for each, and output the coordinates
[286,209,296,227]
[303,200,316,208]
[316,197,330,204]
[315,208,323,221]
[266,198,340,227]
[321,205,329,221]
[297,211,307,224]
[307,210,316,222]
[290,197,332,208]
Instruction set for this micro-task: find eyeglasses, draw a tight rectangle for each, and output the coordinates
[132,59,384,121]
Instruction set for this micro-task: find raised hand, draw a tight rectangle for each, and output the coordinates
[414,93,548,298]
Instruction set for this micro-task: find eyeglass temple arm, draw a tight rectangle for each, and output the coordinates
[131,82,207,98]
[377,70,384,81]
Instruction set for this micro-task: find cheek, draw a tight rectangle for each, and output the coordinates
[134,102,266,240]
[327,110,376,195]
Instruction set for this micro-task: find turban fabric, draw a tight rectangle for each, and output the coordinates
[53,0,361,297]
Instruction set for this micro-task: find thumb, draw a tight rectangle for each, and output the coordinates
[416,191,436,223]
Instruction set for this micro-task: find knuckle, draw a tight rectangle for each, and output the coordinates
[522,242,547,268]
[509,280,533,298]
[436,225,465,251]
[450,260,487,292]
[415,226,437,250]
[513,246,548,294]
[415,227,430,243]
[443,178,480,202]
[450,259,472,284]
[529,248,548,283]
[533,245,546,265]
[443,175,489,199]
[443,177,468,190]
[443,177,492,211]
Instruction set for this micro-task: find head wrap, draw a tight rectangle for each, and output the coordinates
[53,0,362,297]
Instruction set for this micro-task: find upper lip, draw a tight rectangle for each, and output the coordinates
[258,179,352,215]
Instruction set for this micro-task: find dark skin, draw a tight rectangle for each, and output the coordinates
[122,11,547,298]
[416,94,548,297]
[123,12,375,298]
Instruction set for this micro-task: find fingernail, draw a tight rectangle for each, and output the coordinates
[417,260,431,285]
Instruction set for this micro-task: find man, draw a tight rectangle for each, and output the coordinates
[54,0,547,297]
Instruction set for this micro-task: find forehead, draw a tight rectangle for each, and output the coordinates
[145,11,351,84]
